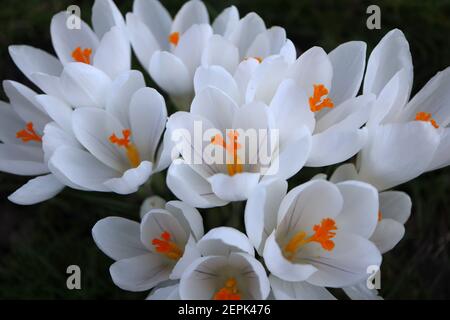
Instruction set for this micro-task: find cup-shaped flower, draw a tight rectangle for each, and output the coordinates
[0,80,67,205]
[358,29,450,190]
[246,179,381,287]
[8,0,130,105]
[179,227,270,300]
[127,0,294,108]
[45,70,172,194]
[166,76,313,208]
[92,201,204,292]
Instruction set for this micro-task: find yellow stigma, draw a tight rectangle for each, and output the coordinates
[109,129,141,168]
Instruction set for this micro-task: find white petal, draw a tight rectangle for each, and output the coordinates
[263,232,317,282]
[194,65,240,104]
[35,95,73,134]
[92,216,147,261]
[358,122,440,190]
[129,87,167,160]
[364,29,413,96]
[167,161,228,208]
[428,127,450,171]
[147,283,180,300]
[29,73,65,100]
[133,0,172,50]
[140,195,167,219]
[246,26,286,59]
[233,58,259,98]
[370,219,405,254]
[212,6,239,36]
[343,280,382,300]
[170,236,201,280]
[379,191,411,224]
[110,253,171,292]
[49,146,119,191]
[103,161,153,194]
[50,12,99,64]
[171,0,209,35]
[93,26,131,79]
[280,39,297,64]
[42,122,80,163]
[126,13,160,70]
[335,181,379,238]
[92,0,126,39]
[149,51,192,96]
[208,172,260,202]
[328,41,366,105]
[227,12,266,58]
[245,179,287,255]
[0,144,47,176]
[60,62,112,108]
[0,101,27,144]
[165,201,204,241]
[8,45,62,81]
[8,174,64,205]
[197,227,254,256]
[201,35,239,74]
[329,163,359,183]
[269,275,336,300]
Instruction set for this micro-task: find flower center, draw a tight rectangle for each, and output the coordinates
[210,130,243,176]
[244,56,263,63]
[168,32,180,46]
[309,84,334,112]
[16,122,42,143]
[151,231,183,261]
[213,277,241,300]
[109,129,141,168]
[415,111,439,128]
[284,218,337,260]
[72,47,92,64]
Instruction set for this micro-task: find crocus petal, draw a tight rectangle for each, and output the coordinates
[92,216,147,261]
[194,65,240,104]
[49,146,119,191]
[329,163,359,183]
[170,236,201,280]
[30,73,65,100]
[165,201,204,241]
[147,282,180,300]
[8,45,63,81]
[8,174,64,205]
[246,26,286,59]
[328,41,366,105]
[103,161,153,194]
[167,161,228,208]
[93,26,131,79]
[42,122,80,163]
[50,12,99,64]
[370,218,405,254]
[245,179,287,255]
[197,227,254,256]
[92,0,126,39]
[335,181,379,238]
[133,0,172,50]
[208,172,261,202]
[171,0,209,35]
[358,122,440,191]
[212,6,239,36]
[35,95,73,134]
[60,62,112,108]
[343,280,382,300]
[110,253,171,292]
[233,58,259,98]
[149,51,192,96]
[263,232,318,282]
[227,12,266,58]
[0,144,47,175]
[379,191,411,224]
[269,275,336,300]
[428,127,450,171]
[363,29,413,97]
[201,35,239,74]
[129,87,167,161]
[0,101,26,144]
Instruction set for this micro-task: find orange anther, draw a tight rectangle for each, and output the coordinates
[109,129,141,168]
[151,231,183,261]
[309,84,334,112]
[211,130,243,176]
[213,278,241,300]
[415,112,439,129]
[16,122,42,143]
[72,47,92,64]
[168,32,180,46]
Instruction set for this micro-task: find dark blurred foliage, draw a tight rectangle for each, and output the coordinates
[0,0,449,299]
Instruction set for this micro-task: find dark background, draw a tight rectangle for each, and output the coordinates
[0,0,449,299]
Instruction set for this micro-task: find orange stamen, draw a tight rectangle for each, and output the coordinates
[309,84,334,112]
[16,122,42,143]
[151,231,183,261]
[210,130,243,176]
[244,56,263,63]
[72,47,92,64]
[378,210,383,222]
[284,218,337,260]
[213,278,241,300]
[168,32,180,46]
[415,112,439,128]
[109,129,141,168]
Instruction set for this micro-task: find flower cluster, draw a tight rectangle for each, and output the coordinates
[1,0,449,300]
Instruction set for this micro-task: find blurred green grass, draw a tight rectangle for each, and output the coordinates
[0,0,449,299]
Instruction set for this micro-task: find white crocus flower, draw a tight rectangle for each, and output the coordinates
[190,41,373,169]
[44,70,172,194]
[92,201,203,292]
[357,29,450,190]
[8,0,129,104]
[179,227,270,300]
[0,81,67,205]
[246,178,381,288]
[166,73,313,208]
[127,0,294,109]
